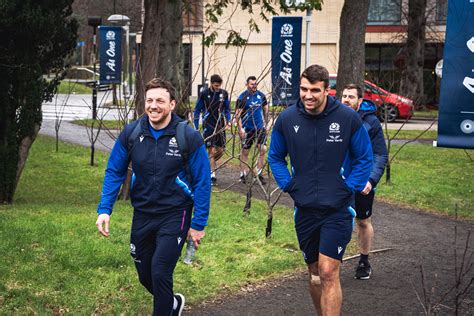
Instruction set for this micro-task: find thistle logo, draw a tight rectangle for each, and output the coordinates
[130,243,136,255]
[106,31,116,40]
[169,137,178,148]
[280,23,293,36]
[293,125,300,133]
[329,122,340,133]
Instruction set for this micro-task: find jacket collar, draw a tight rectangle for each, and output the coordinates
[296,95,340,119]
[139,113,184,137]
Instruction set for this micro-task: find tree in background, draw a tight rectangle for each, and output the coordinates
[0,0,78,203]
[336,0,370,99]
[399,0,427,110]
[135,0,323,116]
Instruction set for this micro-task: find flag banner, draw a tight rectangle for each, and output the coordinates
[437,0,474,149]
[271,16,302,106]
[98,26,122,84]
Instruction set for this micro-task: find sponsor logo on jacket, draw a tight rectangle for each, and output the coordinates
[326,122,343,143]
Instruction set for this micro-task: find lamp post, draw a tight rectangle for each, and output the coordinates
[107,14,131,99]
[88,16,102,120]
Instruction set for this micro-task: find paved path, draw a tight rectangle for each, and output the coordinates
[39,119,472,315]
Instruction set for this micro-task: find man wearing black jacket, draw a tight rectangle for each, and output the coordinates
[342,84,388,280]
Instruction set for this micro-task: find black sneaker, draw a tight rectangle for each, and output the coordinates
[211,176,217,186]
[172,293,185,316]
[355,261,372,280]
[258,175,266,185]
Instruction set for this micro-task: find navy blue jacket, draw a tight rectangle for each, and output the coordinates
[97,114,211,231]
[359,100,388,187]
[268,96,373,211]
[193,88,231,130]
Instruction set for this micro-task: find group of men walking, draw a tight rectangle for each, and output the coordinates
[95,64,388,315]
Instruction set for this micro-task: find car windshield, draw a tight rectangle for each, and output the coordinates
[365,83,387,96]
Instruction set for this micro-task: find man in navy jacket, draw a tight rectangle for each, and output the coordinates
[342,84,388,280]
[96,78,211,316]
[268,65,373,315]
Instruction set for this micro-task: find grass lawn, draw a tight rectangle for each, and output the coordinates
[57,80,92,94]
[377,144,473,218]
[0,136,305,314]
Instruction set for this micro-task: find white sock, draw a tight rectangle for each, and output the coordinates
[173,296,178,310]
[211,171,216,178]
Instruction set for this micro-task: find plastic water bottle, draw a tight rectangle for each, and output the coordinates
[183,239,196,265]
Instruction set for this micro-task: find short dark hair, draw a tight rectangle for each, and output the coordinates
[343,84,363,99]
[246,76,257,83]
[210,74,223,84]
[300,64,329,88]
[145,78,176,101]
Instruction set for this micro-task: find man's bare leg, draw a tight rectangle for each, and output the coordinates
[356,218,373,255]
[307,253,342,315]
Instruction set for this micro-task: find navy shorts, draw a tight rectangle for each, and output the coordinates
[294,207,353,263]
[242,128,267,149]
[203,126,226,148]
[354,190,375,220]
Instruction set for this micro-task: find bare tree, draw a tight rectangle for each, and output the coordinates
[399,0,427,109]
[336,0,370,99]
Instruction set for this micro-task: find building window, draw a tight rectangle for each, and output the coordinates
[367,0,402,25]
[436,0,447,24]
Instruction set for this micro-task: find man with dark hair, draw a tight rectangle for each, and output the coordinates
[235,76,269,184]
[341,83,388,280]
[268,64,373,315]
[96,78,211,316]
[193,74,231,186]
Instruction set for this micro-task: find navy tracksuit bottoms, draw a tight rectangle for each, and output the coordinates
[130,208,191,316]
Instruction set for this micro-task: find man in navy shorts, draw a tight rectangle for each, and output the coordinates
[193,74,230,186]
[342,84,388,280]
[235,76,269,184]
[269,65,372,315]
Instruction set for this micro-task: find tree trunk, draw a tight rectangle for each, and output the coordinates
[265,208,273,238]
[400,0,427,110]
[136,0,185,116]
[336,0,370,99]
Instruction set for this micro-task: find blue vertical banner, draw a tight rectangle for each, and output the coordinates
[437,0,474,149]
[271,16,302,106]
[98,26,122,84]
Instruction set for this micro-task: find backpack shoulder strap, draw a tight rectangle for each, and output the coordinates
[176,121,193,186]
[127,120,142,152]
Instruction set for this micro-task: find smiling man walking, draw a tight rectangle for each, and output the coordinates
[268,64,372,315]
[95,78,211,316]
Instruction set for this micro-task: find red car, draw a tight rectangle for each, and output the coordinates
[328,76,414,122]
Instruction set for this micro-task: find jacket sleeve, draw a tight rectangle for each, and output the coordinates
[224,94,231,122]
[188,143,211,231]
[268,119,292,191]
[193,97,204,129]
[97,136,129,215]
[368,119,388,186]
[345,125,373,192]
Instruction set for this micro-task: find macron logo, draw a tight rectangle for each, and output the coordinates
[139,135,144,143]
[337,246,343,254]
[293,125,300,133]
[177,237,182,245]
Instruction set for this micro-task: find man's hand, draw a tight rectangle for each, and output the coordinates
[188,228,205,249]
[96,214,110,237]
[238,128,246,140]
[361,181,372,195]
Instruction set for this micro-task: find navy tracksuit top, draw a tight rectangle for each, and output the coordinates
[358,100,389,187]
[268,96,373,211]
[97,114,211,231]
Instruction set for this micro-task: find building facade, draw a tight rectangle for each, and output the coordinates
[183,0,446,105]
